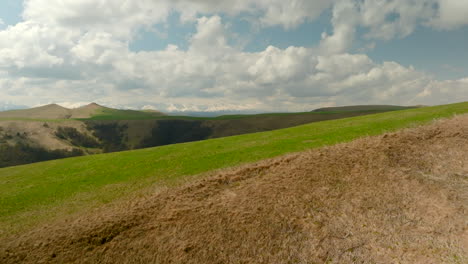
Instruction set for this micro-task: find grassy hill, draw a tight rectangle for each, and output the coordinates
[0,105,414,168]
[312,104,415,112]
[0,101,467,237]
[0,103,165,121]
[85,110,409,152]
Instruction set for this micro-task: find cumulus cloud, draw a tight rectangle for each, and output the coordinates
[0,21,69,68]
[0,0,467,112]
[431,0,468,29]
[359,0,437,40]
[23,0,332,33]
[23,0,171,38]
[320,0,358,54]
[319,0,440,54]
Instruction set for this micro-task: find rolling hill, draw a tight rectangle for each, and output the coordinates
[0,103,165,120]
[312,104,416,112]
[0,102,467,263]
[0,104,418,168]
[0,104,73,119]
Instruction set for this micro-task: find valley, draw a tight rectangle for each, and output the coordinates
[0,103,416,168]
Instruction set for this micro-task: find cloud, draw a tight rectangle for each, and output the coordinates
[23,0,171,38]
[431,0,468,29]
[318,0,468,55]
[0,1,467,113]
[0,18,4,26]
[319,0,439,54]
[3,14,466,113]
[359,0,437,40]
[0,21,68,68]
[172,0,332,29]
[320,0,358,54]
[23,0,332,34]
[189,16,232,57]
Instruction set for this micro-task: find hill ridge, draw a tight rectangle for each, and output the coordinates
[312,104,417,112]
[0,102,164,120]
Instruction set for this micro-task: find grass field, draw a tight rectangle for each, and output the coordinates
[0,102,467,236]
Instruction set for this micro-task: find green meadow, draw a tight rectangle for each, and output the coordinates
[0,102,467,236]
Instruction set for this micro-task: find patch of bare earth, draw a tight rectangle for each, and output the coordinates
[1,115,468,263]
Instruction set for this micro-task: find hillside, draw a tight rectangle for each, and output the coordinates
[0,105,413,168]
[1,108,467,263]
[312,104,416,112]
[0,103,165,120]
[0,120,93,167]
[0,102,467,238]
[85,110,405,151]
[0,104,72,119]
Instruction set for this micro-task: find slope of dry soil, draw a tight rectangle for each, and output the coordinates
[1,115,468,263]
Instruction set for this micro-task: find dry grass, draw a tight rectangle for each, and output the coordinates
[0,104,72,119]
[0,120,88,150]
[1,115,467,263]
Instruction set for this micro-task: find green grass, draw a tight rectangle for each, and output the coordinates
[0,102,467,236]
[312,105,415,113]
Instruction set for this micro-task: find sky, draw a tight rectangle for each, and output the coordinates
[0,0,467,113]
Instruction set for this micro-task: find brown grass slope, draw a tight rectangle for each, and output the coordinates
[0,120,88,150]
[1,115,468,263]
[70,103,107,119]
[0,103,106,119]
[0,104,72,119]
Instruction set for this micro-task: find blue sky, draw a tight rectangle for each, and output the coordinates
[368,25,468,80]
[0,0,467,112]
[0,1,21,25]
